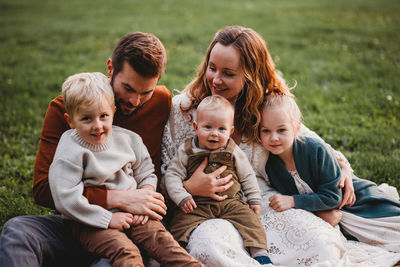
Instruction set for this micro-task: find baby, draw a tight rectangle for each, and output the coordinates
[165,95,272,265]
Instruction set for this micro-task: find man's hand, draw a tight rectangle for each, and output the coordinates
[315,209,343,227]
[183,157,234,201]
[140,184,155,191]
[269,194,295,212]
[109,212,133,230]
[107,189,166,221]
[250,204,261,215]
[181,198,197,213]
[337,158,356,209]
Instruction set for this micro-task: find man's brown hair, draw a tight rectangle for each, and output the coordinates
[111,32,166,78]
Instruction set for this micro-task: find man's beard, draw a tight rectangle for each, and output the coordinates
[116,99,142,116]
[110,73,140,116]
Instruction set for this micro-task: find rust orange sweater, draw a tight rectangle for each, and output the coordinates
[33,86,172,209]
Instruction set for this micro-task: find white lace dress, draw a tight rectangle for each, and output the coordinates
[161,93,400,267]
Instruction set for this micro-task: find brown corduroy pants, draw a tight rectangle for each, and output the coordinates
[72,219,203,267]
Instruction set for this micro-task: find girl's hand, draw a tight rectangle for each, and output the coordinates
[250,204,261,215]
[269,194,295,212]
[337,159,356,208]
[109,212,133,230]
[181,198,197,213]
[183,157,234,201]
[131,214,149,226]
[315,209,343,227]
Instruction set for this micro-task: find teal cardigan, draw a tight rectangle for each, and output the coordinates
[266,137,400,218]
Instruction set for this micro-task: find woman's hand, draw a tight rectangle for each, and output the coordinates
[107,189,167,221]
[315,209,343,227]
[337,158,356,209]
[183,157,234,201]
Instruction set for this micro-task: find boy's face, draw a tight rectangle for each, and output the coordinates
[65,100,115,146]
[108,60,158,116]
[193,108,234,150]
[259,106,299,157]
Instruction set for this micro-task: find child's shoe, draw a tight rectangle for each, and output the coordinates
[254,255,273,265]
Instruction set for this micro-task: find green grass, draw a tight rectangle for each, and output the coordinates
[1,0,399,231]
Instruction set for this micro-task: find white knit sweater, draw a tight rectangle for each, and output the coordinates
[49,126,157,229]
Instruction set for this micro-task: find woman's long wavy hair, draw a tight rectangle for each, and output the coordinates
[182,25,291,142]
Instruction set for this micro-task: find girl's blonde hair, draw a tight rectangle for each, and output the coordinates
[62,72,115,117]
[182,25,292,142]
[261,93,302,131]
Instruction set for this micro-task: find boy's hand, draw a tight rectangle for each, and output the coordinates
[181,198,197,213]
[109,212,133,230]
[131,214,149,226]
[315,209,343,227]
[250,204,261,215]
[140,184,155,191]
[269,194,295,212]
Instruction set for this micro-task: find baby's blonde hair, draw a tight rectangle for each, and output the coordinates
[62,72,115,117]
[197,95,234,123]
[261,93,302,130]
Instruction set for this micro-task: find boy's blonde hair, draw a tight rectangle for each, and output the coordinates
[197,95,234,122]
[62,72,115,117]
[261,93,302,129]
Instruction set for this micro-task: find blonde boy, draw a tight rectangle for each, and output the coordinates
[49,72,202,267]
[165,95,272,264]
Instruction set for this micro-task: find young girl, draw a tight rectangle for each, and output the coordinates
[259,93,400,252]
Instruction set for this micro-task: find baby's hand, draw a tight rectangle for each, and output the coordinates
[181,198,197,213]
[269,194,295,212]
[109,212,133,230]
[250,204,261,215]
[140,184,155,191]
[131,214,149,226]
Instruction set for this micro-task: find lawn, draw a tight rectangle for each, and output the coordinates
[0,0,399,230]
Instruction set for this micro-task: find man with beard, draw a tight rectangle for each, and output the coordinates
[0,32,195,267]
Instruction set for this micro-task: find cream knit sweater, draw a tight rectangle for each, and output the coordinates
[49,126,157,229]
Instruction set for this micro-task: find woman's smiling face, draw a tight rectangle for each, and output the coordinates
[206,43,245,103]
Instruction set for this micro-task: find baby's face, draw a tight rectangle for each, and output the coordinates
[68,100,114,146]
[194,108,234,150]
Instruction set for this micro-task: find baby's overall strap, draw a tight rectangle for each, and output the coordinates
[184,137,194,155]
[225,138,236,154]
